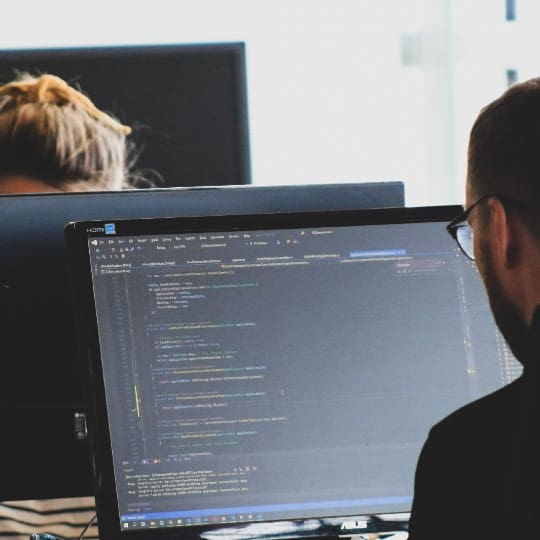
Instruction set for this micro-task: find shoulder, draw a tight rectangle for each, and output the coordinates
[430,376,524,439]
[413,377,526,485]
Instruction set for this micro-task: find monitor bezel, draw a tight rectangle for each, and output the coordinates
[0,42,251,188]
[65,205,461,540]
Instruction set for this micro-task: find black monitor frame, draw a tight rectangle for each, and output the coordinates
[65,205,460,540]
[0,42,251,187]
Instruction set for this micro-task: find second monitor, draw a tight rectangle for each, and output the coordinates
[0,182,404,501]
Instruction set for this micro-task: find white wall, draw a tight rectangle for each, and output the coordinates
[2,0,539,206]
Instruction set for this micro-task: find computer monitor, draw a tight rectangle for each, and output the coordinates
[0,43,251,187]
[0,182,404,501]
[64,206,521,540]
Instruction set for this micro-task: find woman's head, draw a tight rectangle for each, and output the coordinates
[0,73,135,192]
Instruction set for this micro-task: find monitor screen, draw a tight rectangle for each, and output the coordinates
[0,182,404,501]
[0,43,250,187]
[65,207,521,539]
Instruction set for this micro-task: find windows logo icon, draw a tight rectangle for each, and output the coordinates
[104,223,116,235]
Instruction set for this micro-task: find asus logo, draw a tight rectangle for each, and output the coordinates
[340,520,368,530]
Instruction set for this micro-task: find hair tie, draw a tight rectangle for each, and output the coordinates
[0,73,131,135]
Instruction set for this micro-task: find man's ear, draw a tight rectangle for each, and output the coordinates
[487,197,520,267]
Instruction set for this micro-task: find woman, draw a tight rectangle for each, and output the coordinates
[0,72,135,194]
[0,72,141,539]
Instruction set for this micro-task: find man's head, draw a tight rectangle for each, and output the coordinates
[467,77,540,232]
[466,78,540,364]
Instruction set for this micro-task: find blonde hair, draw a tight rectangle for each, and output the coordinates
[0,73,135,191]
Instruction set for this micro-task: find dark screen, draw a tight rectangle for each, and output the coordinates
[0,43,251,187]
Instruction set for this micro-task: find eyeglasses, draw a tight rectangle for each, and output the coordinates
[447,194,531,261]
[446,194,492,261]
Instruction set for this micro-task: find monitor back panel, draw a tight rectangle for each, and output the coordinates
[0,182,404,500]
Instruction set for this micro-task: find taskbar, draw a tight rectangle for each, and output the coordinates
[121,496,412,531]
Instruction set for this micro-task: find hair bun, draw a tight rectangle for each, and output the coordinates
[7,73,71,104]
[0,73,131,135]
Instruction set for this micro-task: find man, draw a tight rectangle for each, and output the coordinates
[408,78,540,539]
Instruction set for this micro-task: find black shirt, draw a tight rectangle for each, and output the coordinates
[408,305,540,539]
